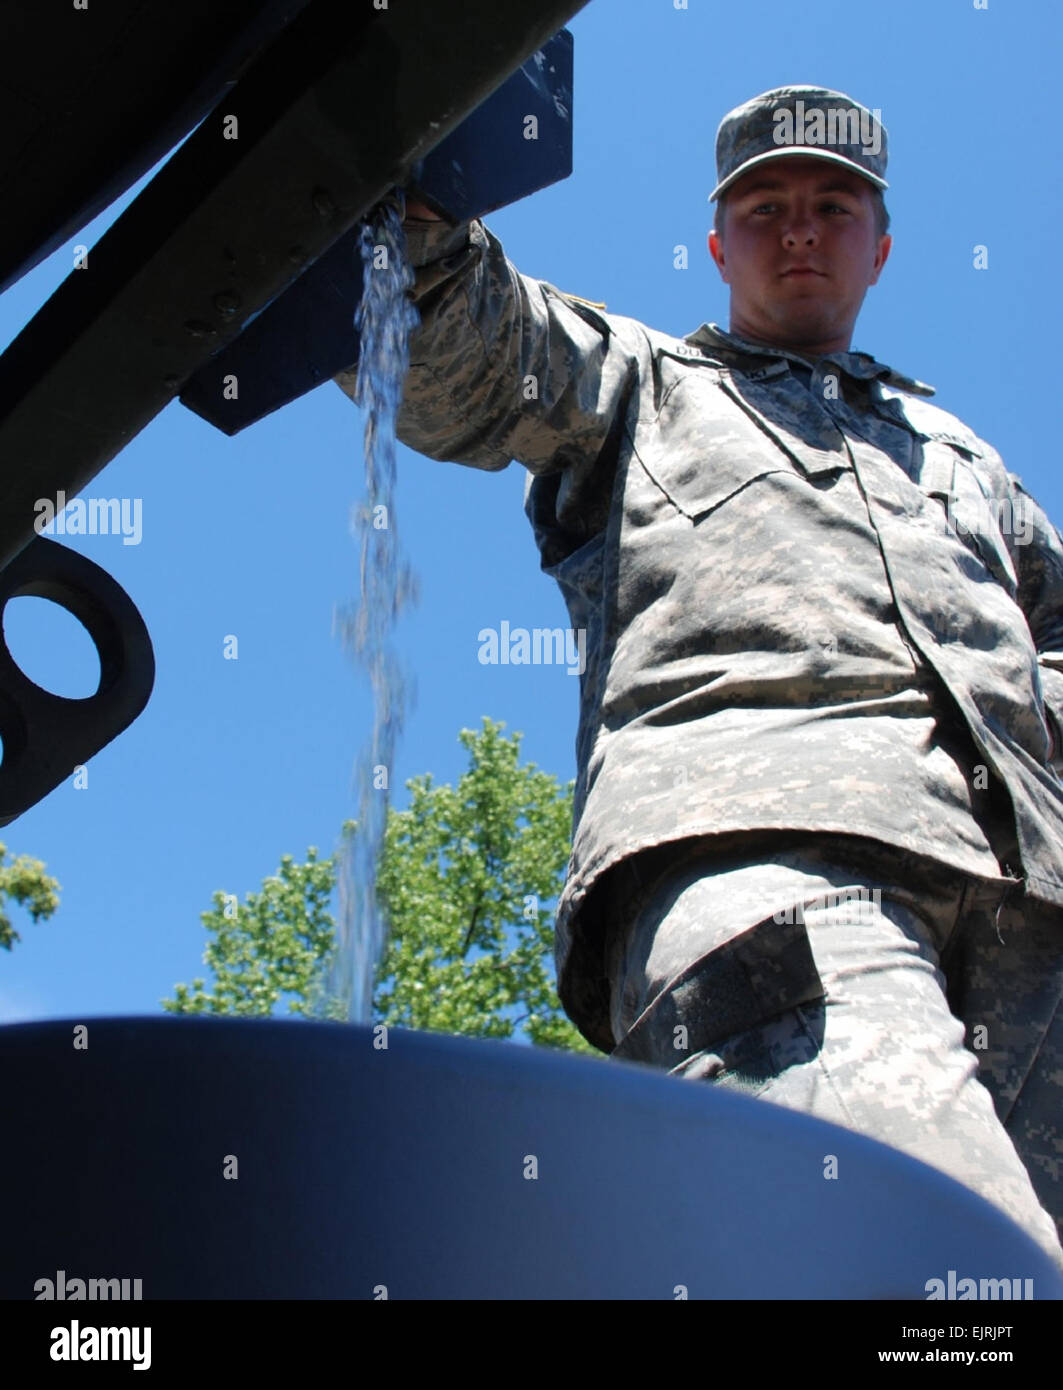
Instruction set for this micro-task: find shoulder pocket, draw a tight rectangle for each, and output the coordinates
[916,435,1019,597]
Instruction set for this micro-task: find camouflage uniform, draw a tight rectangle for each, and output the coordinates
[603,829,1063,1268]
[333,158,1063,1263]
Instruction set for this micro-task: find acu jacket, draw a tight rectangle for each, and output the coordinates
[334,216,1063,1053]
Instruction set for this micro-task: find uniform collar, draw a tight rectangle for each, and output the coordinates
[683,322,936,398]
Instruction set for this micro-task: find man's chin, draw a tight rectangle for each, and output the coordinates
[763,305,845,352]
[730,300,852,355]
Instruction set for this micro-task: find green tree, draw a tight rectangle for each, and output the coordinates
[373,718,595,1053]
[0,843,60,952]
[163,719,597,1056]
[161,848,338,1018]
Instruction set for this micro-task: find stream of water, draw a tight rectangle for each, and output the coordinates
[314,191,420,1024]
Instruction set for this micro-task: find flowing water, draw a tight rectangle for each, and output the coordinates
[314,192,420,1023]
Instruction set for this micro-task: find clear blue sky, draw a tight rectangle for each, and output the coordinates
[1,0,1058,1024]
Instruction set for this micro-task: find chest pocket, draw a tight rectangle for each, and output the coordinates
[636,365,853,522]
[916,435,1019,599]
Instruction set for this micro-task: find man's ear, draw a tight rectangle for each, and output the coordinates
[709,228,729,283]
[868,233,892,286]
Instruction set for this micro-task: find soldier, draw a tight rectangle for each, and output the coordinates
[335,85,1063,1271]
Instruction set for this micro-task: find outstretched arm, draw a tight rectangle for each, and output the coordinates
[333,198,640,479]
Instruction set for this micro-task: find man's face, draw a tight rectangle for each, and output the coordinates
[707,156,892,357]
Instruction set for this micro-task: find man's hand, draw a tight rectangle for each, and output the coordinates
[404,195,445,222]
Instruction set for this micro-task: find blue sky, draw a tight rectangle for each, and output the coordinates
[1,0,1058,1026]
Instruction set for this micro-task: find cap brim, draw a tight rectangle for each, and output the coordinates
[709,146,888,202]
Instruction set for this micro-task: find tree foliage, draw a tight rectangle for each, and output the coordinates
[161,849,337,1018]
[163,719,597,1056]
[0,843,60,952]
[373,718,595,1053]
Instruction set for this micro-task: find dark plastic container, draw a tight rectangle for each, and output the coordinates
[4,1015,1060,1300]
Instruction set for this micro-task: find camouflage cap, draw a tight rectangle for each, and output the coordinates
[710,85,888,202]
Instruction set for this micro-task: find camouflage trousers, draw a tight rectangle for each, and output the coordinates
[603,831,1063,1272]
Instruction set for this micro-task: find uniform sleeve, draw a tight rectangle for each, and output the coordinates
[1010,471,1063,772]
[333,215,639,477]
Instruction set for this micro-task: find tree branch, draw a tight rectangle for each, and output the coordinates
[460,885,487,956]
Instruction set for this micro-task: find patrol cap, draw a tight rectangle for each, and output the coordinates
[710,85,888,202]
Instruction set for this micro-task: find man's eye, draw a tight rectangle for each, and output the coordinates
[752,203,777,214]
[823,203,850,214]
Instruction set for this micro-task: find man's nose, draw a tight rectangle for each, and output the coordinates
[783,213,818,247]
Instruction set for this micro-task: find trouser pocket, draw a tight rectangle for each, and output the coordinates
[610,907,825,1069]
